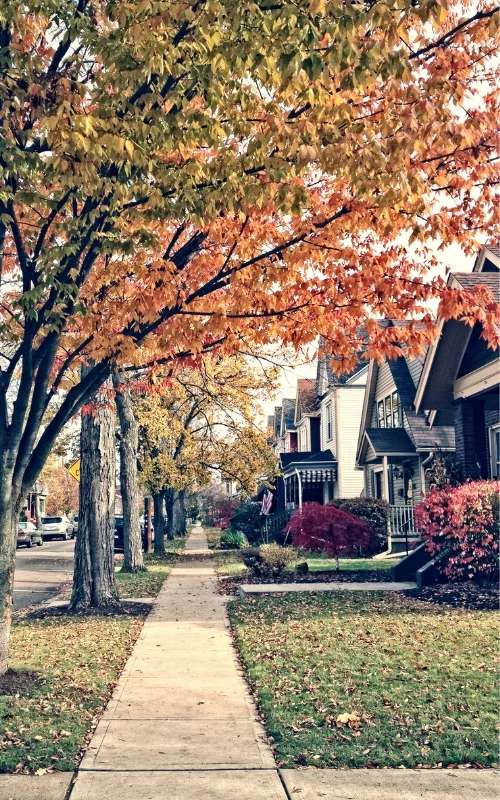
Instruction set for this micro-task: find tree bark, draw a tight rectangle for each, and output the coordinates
[70,378,119,611]
[0,499,18,675]
[164,488,175,540]
[153,491,166,555]
[171,489,187,536]
[112,370,144,573]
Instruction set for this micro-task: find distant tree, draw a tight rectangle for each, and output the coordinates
[42,459,79,516]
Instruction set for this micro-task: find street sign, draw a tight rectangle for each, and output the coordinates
[67,459,81,482]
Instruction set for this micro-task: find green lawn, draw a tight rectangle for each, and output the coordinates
[0,613,143,773]
[307,556,398,573]
[215,553,399,579]
[228,592,498,768]
[116,537,185,597]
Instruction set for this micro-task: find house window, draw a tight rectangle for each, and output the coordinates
[326,402,333,441]
[489,424,500,478]
[385,397,392,428]
[392,391,400,427]
[377,392,401,428]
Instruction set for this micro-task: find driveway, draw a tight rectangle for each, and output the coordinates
[14,538,74,610]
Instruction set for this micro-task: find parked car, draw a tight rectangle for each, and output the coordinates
[41,514,72,541]
[114,516,148,553]
[17,520,43,548]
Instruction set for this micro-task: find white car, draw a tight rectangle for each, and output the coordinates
[41,515,72,541]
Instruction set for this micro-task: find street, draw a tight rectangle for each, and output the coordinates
[14,538,74,611]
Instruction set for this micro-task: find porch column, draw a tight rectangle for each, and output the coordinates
[382,456,390,502]
[419,458,426,496]
[295,468,303,510]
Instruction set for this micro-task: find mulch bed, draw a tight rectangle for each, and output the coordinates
[0,669,42,695]
[217,569,393,596]
[23,600,151,621]
[410,582,498,611]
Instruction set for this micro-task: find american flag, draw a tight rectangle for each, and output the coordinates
[260,490,273,516]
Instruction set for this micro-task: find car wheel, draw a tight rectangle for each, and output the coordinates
[37,539,43,546]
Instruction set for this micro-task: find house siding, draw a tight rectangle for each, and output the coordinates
[371,362,397,425]
[335,387,365,497]
[457,323,499,377]
[320,390,336,453]
[407,357,423,389]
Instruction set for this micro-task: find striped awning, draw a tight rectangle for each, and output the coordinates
[300,468,336,483]
[284,465,337,482]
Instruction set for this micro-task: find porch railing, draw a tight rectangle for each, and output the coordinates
[262,509,292,543]
[389,504,421,553]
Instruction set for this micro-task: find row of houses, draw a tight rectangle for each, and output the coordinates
[267,244,500,552]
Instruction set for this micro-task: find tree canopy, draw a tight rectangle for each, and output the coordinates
[0,0,498,497]
[135,356,278,496]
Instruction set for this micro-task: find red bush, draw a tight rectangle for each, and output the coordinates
[215,498,239,529]
[416,480,500,581]
[289,502,371,558]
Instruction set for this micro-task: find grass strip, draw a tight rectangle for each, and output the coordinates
[228,592,498,769]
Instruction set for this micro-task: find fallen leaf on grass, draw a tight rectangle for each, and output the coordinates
[336,712,361,729]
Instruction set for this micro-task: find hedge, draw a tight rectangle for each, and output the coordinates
[331,497,389,555]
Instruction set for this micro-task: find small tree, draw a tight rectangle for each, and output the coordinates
[289,502,371,565]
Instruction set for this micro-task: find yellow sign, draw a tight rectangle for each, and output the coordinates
[67,459,81,482]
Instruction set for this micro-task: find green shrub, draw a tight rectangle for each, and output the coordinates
[331,498,388,554]
[242,543,296,579]
[230,502,263,544]
[220,530,245,550]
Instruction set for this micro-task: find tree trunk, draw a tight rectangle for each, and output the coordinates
[164,488,175,540]
[70,379,119,611]
[112,370,144,573]
[153,491,166,555]
[0,498,18,675]
[173,490,187,536]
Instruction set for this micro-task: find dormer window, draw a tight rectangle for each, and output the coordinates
[377,392,401,428]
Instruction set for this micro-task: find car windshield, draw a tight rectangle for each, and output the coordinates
[43,516,62,523]
[18,522,28,529]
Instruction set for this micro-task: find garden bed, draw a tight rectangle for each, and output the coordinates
[228,592,498,769]
[216,554,399,596]
[410,582,498,612]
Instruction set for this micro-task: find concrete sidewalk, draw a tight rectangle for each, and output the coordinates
[66,526,498,800]
[69,526,283,799]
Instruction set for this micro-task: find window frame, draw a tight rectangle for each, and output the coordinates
[377,400,385,428]
[326,401,333,441]
[391,391,400,427]
[489,424,500,478]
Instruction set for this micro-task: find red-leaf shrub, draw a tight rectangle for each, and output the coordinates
[215,498,240,529]
[289,502,371,558]
[416,480,500,581]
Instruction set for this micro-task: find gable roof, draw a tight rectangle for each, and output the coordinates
[414,247,499,413]
[452,271,500,302]
[316,334,368,395]
[362,428,416,458]
[294,378,318,423]
[273,407,282,439]
[356,322,454,464]
[280,398,296,434]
